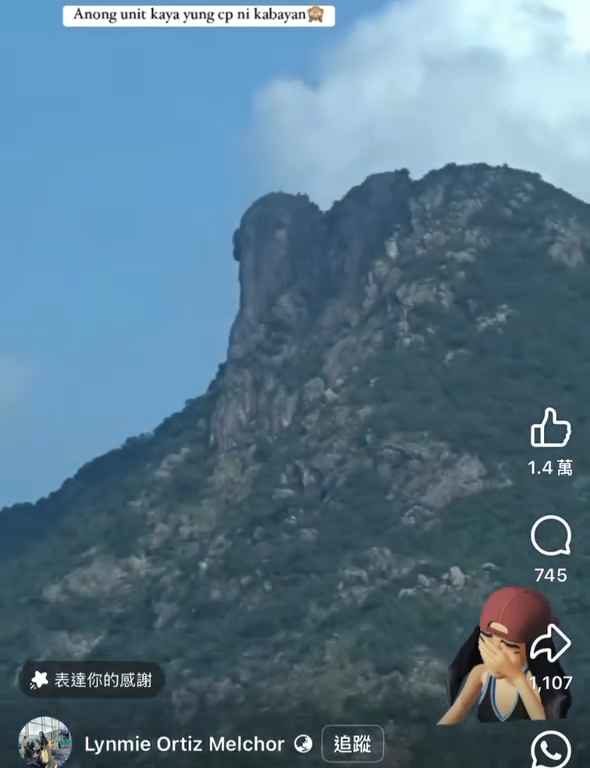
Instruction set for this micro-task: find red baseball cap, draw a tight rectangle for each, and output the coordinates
[479,586,552,644]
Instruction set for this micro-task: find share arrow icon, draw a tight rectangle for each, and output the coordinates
[530,624,572,663]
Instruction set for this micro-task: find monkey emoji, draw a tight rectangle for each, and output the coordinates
[308,5,324,22]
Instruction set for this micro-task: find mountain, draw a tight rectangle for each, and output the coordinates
[2,163,590,766]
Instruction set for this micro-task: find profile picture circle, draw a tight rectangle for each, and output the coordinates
[18,716,72,767]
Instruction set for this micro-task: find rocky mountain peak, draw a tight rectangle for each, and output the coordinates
[228,163,587,363]
[214,163,589,451]
[229,192,324,360]
[228,170,418,362]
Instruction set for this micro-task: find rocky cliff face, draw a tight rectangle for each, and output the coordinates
[2,164,590,767]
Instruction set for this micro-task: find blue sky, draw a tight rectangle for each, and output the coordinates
[0,1,390,508]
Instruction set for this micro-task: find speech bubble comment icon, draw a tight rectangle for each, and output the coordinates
[530,731,572,768]
[530,516,572,557]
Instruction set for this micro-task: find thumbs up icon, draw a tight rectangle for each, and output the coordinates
[531,408,572,448]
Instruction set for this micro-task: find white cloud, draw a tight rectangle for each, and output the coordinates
[0,357,35,408]
[252,0,590,209]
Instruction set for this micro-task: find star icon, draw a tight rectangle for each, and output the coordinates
[30,670,49,690]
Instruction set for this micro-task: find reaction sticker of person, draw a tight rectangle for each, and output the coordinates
[308,6,324,22]
[438,586,572,725]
